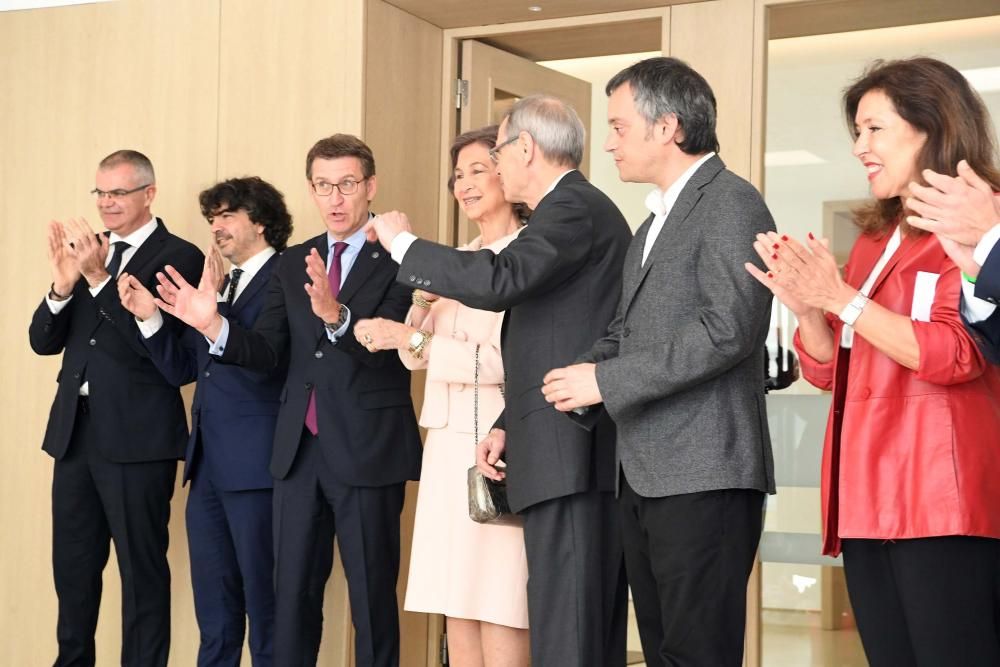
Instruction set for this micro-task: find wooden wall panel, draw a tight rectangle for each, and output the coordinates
[0,1,221,665]
[364,2,444,665]
[217,0,366,249]
[670,0,756,181]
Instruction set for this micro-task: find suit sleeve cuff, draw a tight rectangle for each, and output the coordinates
[973,224,1000,266]
[390,232,418,264]
[207,317,230,355]
[136,309,165,338]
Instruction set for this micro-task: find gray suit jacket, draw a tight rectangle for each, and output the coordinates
[580,155,776,498]
[399,171,632,511]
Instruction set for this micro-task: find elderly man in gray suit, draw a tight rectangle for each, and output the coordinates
[543,57,776,667]
[366,96,632,667]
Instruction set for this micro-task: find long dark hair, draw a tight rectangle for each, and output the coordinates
[843,57,1000,236]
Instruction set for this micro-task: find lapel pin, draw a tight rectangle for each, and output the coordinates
[371,251,380,259]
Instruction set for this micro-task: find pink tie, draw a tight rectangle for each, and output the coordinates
[304,241,348,436]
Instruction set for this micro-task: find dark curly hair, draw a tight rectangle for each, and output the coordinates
[844,57,1000,236]
[199,177,293,252]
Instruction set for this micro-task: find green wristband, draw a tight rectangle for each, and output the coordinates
[962,271,977,285]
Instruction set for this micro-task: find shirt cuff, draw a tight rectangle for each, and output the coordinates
[390,232,418,264]
[973,224,1000,266]
[46,293,72,314]
[325,305,352,343]
[88,275,112,297]
[136,309,164,338]
[207,317,230,355]
[961,279,997,323]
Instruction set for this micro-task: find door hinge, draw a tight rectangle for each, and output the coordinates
[440,631,449,665]
[455,79,469,109]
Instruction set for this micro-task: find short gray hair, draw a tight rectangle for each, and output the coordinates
[98,149,156,185]
[605,57,719,155]
[503,94,585,168]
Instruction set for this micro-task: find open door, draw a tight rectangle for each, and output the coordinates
[453,39,592,244]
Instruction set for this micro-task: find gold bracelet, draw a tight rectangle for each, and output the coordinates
[410,330,433,359]
[412,291,431,309]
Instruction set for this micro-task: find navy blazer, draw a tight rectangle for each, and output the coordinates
[142,253,285,491]
[966,244,1000,364]
[216,233,422,486]
[29,219,203,462]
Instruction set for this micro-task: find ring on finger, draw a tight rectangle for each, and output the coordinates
[363,333,373,344]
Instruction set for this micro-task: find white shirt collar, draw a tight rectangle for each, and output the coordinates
[542,169,577,199]
[109,215,158,247]
[233,246,276,277]
[644,152,715,219]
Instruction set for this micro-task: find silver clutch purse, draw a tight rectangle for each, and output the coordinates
[466,344,519,525]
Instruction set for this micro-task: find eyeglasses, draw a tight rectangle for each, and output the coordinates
[91,184,152,200]
[488,136,519,163]
[311,177,368,197]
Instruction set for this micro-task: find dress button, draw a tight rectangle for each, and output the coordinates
[409,275,416,282]
[88,338,97,346]
[204,370,211,378]
[314,350,324,359]
[416,279,424,286]
[859,387,871,399]
[424,280,431,288]
[622,327,631,338]
[305,382,313,390]
[73,372,80,379]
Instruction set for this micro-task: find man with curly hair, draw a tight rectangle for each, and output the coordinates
[118,176,294,667]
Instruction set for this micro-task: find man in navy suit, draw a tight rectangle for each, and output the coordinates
[119,177,294,666]
[151,135,422,667]
[29,150,203,666]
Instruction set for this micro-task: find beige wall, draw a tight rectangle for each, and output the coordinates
[0,0,441,664]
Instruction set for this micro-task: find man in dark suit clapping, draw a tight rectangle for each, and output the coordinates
[119,176,294,666]
[29,150,203,666]
[151,136,422,667]
[366,96,632,667]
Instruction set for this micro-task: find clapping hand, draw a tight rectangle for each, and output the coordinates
[117,273,158,320]
[46,220,81,297]
[154,251,223,339]
[62,217,110,288]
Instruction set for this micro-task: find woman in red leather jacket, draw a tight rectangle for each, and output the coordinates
[747,57,1000,666]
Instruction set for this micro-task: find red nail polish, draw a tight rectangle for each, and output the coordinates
[808,232,815,240]
[772,253,778,259]
[767,272,774,278]
[781,235,789,241]
[773,243,779,249]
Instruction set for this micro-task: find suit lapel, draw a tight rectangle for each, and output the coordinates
[337,241,383,305]
[121,218,168,277]
[866,227,918,298]
[619,157,723,313]
[230,253,277,312]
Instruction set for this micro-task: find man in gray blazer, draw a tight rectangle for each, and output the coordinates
[543,57,776,667]
[366,95,632,667]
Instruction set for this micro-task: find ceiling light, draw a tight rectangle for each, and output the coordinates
[961,66,1000,93]
[765,150,826,167]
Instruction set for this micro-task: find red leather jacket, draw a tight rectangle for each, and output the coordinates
[795,225,1000,556]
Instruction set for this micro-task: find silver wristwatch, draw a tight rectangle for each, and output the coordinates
[323,304,348,333]
[838,292,870,326]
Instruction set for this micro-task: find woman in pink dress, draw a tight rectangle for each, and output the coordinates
[353,126,528,666]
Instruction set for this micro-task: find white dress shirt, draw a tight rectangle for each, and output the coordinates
[641,153,715,266]
[961,223,1000,323]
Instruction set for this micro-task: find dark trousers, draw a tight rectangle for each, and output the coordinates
[842,536,1000,667]
[187,470,274,667]
[520,488,628,667]
[619,476,763,667]
[272,431,405,667]
[52,398,176,667]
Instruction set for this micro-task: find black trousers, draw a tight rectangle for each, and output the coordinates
[619,475,764,667]
[272,430,405,667]
[520,487,628,667]
[842,536,1000,667]
[52,397,176,667]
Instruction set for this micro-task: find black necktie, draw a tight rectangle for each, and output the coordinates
[226,268,244,306]
[106,240,131,278]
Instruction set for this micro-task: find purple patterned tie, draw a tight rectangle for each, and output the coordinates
[304,241,348,435]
